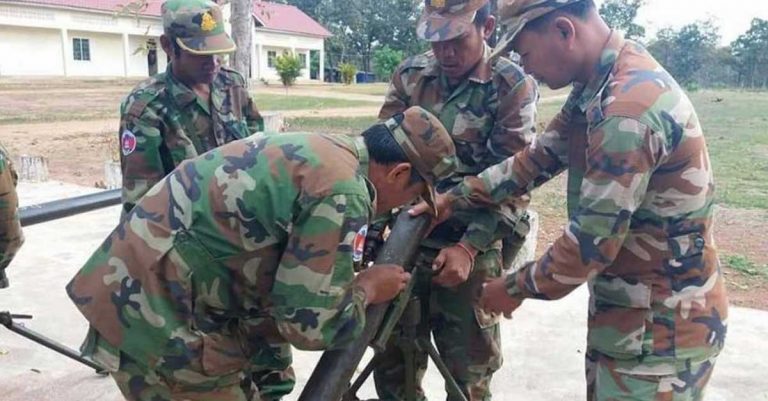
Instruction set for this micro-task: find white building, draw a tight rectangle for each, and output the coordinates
[0,0,331,81]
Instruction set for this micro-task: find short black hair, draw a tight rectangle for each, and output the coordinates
[524,0,595,32]
[362,114,424,185]
[472,2,493,27]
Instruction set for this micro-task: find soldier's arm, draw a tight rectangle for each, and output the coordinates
[503,117,665,301]
[378,62,410,119]
[0,154,23,274]
[120,106,167,215]
[449,107,573,209]
[243,93,264,133]
[270,193,371,351]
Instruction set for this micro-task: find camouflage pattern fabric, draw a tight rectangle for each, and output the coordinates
[119,64,263,215]
[69,133,376,400]
[417,0,490,42]
[162,0,236,55]
[375,47,536,400]
[586,349,717,401]
[0,141,23,289]
[450,32,729,389]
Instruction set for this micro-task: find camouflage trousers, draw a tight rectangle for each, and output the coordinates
[82,327,294,401]
[585,349,717,401]
[373,247,503,401]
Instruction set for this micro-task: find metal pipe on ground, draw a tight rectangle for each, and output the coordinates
[19,188,121,227]
[298,210,432,401]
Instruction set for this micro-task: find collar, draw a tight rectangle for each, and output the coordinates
[423,44,494,84]
[165,63,221,114]
[566,31,625,113]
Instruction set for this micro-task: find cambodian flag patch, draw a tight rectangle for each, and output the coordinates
[352,224,368,262]
[121,129,137,156]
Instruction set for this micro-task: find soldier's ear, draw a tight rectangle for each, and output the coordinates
[482,15,496,40]
[159,35,174,58]
[553,17,576,47]
[386,163,413,185]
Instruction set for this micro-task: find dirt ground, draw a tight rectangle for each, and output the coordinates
[2,80,766,310]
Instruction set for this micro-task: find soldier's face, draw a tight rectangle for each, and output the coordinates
[431,25,486,79]
[513,21,579,89]
[173,50,222,85]
[371,163,427,214]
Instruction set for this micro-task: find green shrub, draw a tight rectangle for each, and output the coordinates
[373,46,404,81]
[339,63,357,85]
[275,52,303,87]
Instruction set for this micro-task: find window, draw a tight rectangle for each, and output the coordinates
[267,50,276,68]
[73,38,91,61]
[299,53,307,68]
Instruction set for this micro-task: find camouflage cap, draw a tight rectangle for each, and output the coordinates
[383,106,457,216]
[162,0,236,55]
[417,0,489,42]
[491,0,584,59]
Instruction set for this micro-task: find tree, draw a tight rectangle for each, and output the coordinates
[731,18,768,88]
[599,0,646,41]
[373,46,404,81]
[647,20,720,88]
[230,0,253,82]
[275,52,304,86]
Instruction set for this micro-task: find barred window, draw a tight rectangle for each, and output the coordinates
[73,38,91,61]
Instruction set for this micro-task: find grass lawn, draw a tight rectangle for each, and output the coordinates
[253,93,379,111]
[287,116,378,135]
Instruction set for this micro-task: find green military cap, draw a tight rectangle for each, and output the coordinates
[491,0,585,58]
[383,106,457,216]
[417,0,490,42]
[162,0,236,55]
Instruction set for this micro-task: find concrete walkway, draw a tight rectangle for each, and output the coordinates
[0,182,766,400]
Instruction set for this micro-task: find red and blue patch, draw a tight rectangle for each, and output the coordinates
[352,224,368,263]
[121,129,137,156]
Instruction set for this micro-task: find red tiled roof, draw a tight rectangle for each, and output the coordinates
[253,1,331,38]
[7,0,332,37]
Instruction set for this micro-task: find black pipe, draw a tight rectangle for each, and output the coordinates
[298,210,432,401]
[19,189,121,227]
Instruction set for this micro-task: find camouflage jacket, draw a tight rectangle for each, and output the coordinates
[0,141,23,273]
[119,64,263,214]
[451,33,728,371]
[380,47,537,250]
[67,133,375,373]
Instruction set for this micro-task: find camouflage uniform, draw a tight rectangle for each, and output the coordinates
[0,141,23,289]
[451,1,729,399]
[375,1,538,399]
[66,108,458,401]
[119,0,264,215]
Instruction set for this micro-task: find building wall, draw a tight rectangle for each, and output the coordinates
[0,25,62,75]
[252,30,324,82]
[0,2,164,77]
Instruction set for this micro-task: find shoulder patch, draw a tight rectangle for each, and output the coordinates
[121,129,137,156]
[352,224,368,263]
[492,56,527,88]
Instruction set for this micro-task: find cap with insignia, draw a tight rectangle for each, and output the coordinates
[491,0,586,59]
[162,0,236,55]
[383,106,457,216]
[417,0,490,42]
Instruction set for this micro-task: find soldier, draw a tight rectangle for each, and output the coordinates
[118,0,279,396]
[119,0,264,215]
[66,107,458,401]
[0,141,23,289]
[375,0,538,399]
[413,1,729,400]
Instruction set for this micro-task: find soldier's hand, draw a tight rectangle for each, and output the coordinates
[355,264,411,305]
[432,244,475,288]
[408,193,453,223]
[479,276,523,319]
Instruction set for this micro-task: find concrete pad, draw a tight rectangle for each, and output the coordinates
[1,181,766,400]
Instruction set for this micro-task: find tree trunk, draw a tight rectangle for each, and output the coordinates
[231,0,253,85]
